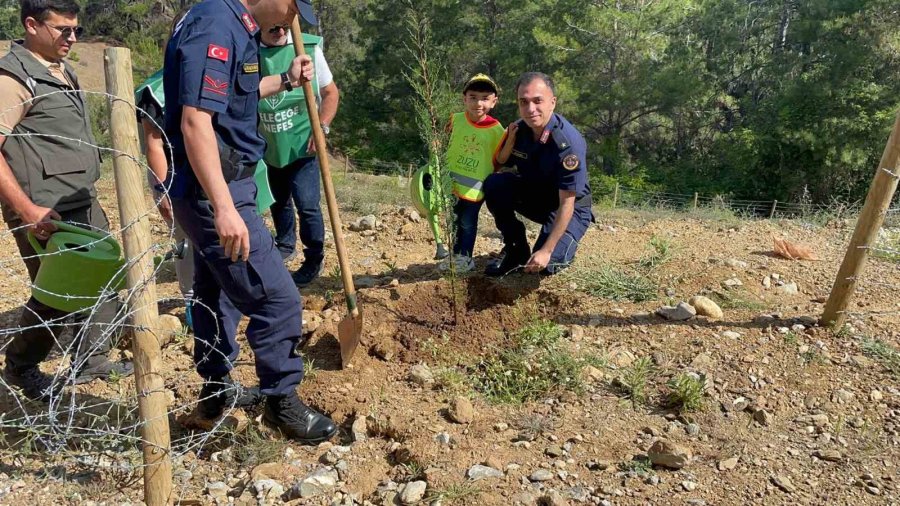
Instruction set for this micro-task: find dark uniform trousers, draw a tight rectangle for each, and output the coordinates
[484,172,592,274]
[173,176,304,396]
[4,199,117,370]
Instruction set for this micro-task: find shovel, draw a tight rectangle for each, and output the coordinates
[290,18,362,368]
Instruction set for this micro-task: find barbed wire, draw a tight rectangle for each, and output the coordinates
[0,88,262,503]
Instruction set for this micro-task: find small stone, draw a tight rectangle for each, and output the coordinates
[545,446,565,458]
[206,481,229,499]
[448,396,474,424]
[866,486,881,496]
[725,258,749,269]
[832,389,854,404]
[350,215,377,232]
[400,481,427,505]
[723,278,743,288]
[253,479,285,505]
[351,416,368,442]
[529,469,555,482]
[540,491,569,506]
[656,302,697,321]
[718,457,739,471]
[408,364,434,386]
[373,342,395,361]
[586,460,612,471]
[435,432,451,445]
[685,423,700,436]
[870,390,883,402]
[814,449,842,462]
[493,422,509,432]
[689,296,724,319]
[682,481,697,492]
[648,440,692,469]
[722,331,741,339]
[753,409,773,426]
[484,456,503,471]
[772,474,796,493]
[467,464,503,481]
[609,349,636,367]
[583,365,604,382]
[156,314,184,347]
[292,468,339,499]
[777,282,799,296]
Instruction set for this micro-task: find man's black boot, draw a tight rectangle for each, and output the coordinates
[485,243,530,277]
[3,364,61,401]
[72,357,134,385]
[263,393,337,444]
[291,259,324,287]
[197,375,263,420]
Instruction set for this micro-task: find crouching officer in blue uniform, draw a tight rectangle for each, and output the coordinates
[163,0,336,443]
[485,72,594,276]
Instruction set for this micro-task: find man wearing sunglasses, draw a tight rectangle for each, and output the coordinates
[163,0,337,443]
[0,0,134,401]
[259,21,340,286]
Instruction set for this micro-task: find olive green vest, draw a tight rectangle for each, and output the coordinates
[446,112,504,202]
[258,34,322,168]
[0,42,101,221]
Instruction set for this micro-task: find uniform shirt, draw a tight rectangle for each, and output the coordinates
[499,113,591,201]
[162,0,264,196]
[0,47,74,134]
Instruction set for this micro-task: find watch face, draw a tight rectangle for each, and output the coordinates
[322,125,330,135]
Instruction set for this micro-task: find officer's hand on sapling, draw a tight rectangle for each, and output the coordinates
[525,248,551,273]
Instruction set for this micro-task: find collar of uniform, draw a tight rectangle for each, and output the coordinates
[548,114,572,150]
[222,0,260,36]
[538,113,562,145]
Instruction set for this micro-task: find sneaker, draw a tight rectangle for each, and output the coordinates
[438,255,475,273]
[434,243,449,260]
[291,260,324,287]
[72,359,135,385]
[197,375,264,420]
[263,393,337,444]
[484,244,530,277]
[3,364,61,401]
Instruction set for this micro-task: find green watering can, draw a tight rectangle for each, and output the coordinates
[27,221,126,312]
[409,163,450,260]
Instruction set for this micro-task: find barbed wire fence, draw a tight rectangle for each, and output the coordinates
[0,54,268,504]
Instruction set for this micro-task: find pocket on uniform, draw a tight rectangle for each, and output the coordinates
[221,256,268,309]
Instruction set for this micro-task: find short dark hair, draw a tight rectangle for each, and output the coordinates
[464,81,497,96]
[20,0,80,25]
[515,72,556,96]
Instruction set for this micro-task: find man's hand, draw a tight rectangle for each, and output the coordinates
[20,203,61,240]
[525,248,551,273]
[307,135,316,154]
[155,192,174,224]
[215,206,250,262]
[287,54,314,86]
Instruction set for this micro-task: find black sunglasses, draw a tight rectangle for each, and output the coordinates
[268,24,289,35]
[45,23,84,39]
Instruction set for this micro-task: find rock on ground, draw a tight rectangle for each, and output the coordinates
[657,302,697,321]
[648,439,692,469]
[292,468,339,499]
[448,396,474,424]
[400,480,427,504]
[689,295,723,319]
[408,364,434,386]
[467,464,503,481]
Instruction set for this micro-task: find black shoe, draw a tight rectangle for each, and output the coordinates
[263,393,337,444]
[72,359,135,385]
[484,244,530,277]
[291,260,324,287]
[197,375,263,420]
[3,364,61,401]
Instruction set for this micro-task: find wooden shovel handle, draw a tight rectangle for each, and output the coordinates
[290,18,359,312]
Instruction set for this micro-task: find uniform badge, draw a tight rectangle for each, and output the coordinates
[241,12,258,33]
[539,129,550,144]
[562,154,580,171]
[207,44,229,62]
[203,74,229,96]
[243,63,259,74]
[511,149,528,159]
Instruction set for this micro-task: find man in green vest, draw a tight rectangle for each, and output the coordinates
[259,22,340,286]
[0,0,132,401]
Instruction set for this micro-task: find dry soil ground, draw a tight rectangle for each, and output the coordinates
[0,170,898,506]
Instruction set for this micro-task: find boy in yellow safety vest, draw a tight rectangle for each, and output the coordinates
[439,74,505,273]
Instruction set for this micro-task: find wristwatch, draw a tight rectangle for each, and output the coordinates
[321,123,331,136]
[280,72,293,92]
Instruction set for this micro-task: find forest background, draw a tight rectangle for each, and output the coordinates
[2,0,899,205]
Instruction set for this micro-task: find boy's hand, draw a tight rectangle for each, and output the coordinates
[506,121,519,145]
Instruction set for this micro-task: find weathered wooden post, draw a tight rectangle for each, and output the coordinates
[769,200,778,219]
[822,112,900,327]
[104,47,173,505]
[692,192,699,211]
[612,182,620,209]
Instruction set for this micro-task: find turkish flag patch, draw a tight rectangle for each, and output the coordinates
[207,44,229,61]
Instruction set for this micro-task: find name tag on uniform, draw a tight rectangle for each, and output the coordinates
[512,149,528,159]
[243,63,259,74]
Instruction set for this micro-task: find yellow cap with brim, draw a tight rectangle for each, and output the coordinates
[463,73,499,95]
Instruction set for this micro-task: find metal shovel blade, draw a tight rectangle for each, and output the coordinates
[338,308,363,368]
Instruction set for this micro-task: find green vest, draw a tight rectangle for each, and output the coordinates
[0,42,101,221]
[446,112,504,202]
[133,69,275,213]
[258,34,322,168]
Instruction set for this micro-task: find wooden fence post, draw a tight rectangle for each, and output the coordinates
[692,192,699,210]
[612,183,620,209]
[822,112,900,327]
[104,47,173,506]
[769,200,778,219]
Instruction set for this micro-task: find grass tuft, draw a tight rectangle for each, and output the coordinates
[615,357,655,407]
[711,290,767,311]
[861,338,900,377]
[639,235,674,269]
[563,264,657,302]
[667,373,706,412]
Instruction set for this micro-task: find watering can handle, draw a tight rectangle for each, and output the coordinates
[26,220,121,258]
